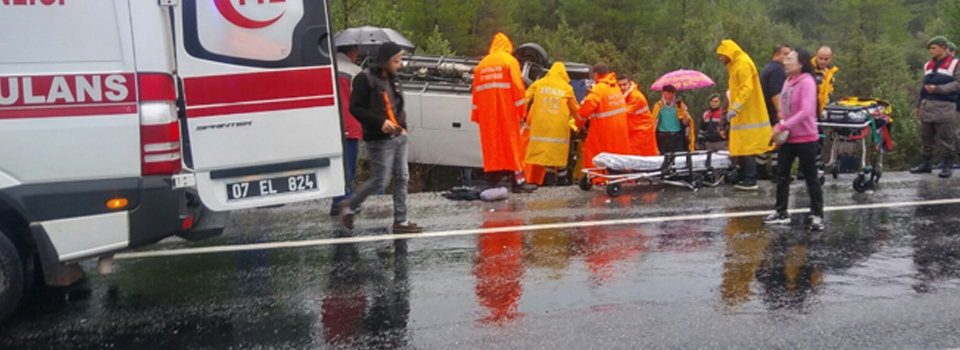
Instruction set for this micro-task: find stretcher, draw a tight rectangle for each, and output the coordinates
[818,98,894,193]
[579,151,736,197]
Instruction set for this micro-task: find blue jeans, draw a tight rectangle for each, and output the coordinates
[331,138,360,211]
[348,135,409,223]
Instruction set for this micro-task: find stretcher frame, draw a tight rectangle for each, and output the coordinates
[578,151,735,197]
[818,119,888,193]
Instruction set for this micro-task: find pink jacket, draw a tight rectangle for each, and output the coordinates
[776,73,819,144]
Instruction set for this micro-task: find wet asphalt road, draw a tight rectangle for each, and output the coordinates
[3,172,960,349]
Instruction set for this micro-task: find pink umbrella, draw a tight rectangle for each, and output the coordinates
[650,70,715,91]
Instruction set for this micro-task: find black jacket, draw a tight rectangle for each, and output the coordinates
[350,67,408,141]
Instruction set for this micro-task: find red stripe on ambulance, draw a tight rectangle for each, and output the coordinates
[182,67,335,116]
[186,96,335,118]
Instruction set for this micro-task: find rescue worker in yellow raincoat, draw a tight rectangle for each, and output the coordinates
[523,62,581,186]
[471,33,538,193]
[717,39,774,191]
[617,74,659,156]
[813,46,839,115]
[577,63,633,171]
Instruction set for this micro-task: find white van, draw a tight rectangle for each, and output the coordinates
[0,0,344,320]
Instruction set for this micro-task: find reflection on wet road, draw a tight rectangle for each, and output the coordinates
[3,173,960,349]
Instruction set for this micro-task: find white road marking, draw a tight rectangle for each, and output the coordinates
[115,198,960,260]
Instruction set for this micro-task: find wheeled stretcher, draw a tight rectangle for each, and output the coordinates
[818,98,894,193]
[579,151,736,197]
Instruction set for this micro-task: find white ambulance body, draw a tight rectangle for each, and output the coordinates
[0,0,344,320]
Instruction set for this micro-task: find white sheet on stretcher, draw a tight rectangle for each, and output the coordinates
[593,152,733,171]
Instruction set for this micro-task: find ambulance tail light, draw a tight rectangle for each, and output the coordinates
[138,73,182,176]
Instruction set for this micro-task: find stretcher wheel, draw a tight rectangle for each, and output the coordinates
[853,175,874,193]
[819,175,826,186]
[725,169,740,185]
[578,176,593,191]
[606,183,622,198]
[872,166,883,183]
[831,164,840,179]
[691,174,704,190]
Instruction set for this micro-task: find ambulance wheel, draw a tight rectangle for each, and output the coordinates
[831,164,840,180]
[606,183,622,198]
[578,176,593,191]
[0,227,24,323]
[853,175,873,193]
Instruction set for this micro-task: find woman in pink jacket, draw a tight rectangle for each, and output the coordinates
[762,48,824,231]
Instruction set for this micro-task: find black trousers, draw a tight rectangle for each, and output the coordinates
[776,142,824,217]
[657,132,686,154]
[736,156,758,183]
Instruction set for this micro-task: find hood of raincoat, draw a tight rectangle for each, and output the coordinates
[716,40,746,65]
[489,33,514,55]
[545,62,570,83]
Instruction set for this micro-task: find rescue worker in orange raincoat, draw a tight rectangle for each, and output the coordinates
[523,62,581,186]
[471,33,538,193]
[577,63,633,171]
[617,74,659,156]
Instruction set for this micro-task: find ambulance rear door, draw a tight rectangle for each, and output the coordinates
[172,0,345,211]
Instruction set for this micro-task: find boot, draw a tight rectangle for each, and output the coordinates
[512,183,539,194]
[940,156,954,178]
[910,156,933,174]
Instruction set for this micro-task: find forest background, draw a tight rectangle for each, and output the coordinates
[332,0,960,176]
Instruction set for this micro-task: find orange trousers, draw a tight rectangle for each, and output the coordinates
[524,164,556,186]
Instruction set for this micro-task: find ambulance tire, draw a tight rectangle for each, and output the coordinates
[578,176,593,191]
[0,227,24,324]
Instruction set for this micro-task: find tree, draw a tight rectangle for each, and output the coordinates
[421,25,456,56]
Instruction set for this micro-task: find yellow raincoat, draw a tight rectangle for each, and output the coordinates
[717,40,774,157]
[812,58,839,115]
[524,62,580,167]
[651,99,696,152]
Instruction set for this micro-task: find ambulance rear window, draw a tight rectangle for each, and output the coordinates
[0,1,125,71]
[181,0,332,68]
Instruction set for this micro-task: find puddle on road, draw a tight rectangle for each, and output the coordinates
[4,201,960,350]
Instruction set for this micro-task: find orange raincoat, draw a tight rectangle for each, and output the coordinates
[623,83,658,156]
[577,73,633,169]
[471,33,527,172]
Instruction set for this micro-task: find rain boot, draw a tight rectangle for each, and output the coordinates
[910,156,933,174]
[940,156,954,179]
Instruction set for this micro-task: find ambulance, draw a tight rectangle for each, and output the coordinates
[0,0,344,321]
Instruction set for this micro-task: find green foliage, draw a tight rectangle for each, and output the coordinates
[421,25,456,56]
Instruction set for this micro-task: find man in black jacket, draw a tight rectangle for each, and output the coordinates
[340,42,423,233]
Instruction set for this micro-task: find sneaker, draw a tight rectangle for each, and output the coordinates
[393,221,424,234]
[338,201,355,230]
[809,215,824,231]
[762,212,791,225]
[735,180,758,191]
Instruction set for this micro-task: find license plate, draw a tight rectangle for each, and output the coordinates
[227,173,318,201]
[171,174,197,189]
